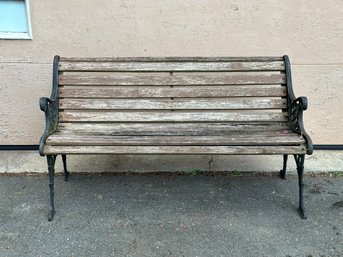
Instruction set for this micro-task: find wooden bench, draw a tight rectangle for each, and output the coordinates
[39,56,313,221]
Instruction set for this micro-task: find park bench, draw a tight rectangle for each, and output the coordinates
[39,56,313,221]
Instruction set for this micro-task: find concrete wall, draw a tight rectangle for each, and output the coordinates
[1,1,342,172]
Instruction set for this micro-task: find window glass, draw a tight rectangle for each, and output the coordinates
[0,0,32,39]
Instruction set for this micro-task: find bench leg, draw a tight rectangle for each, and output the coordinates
[279,154,288,179]
[47,155,57,221]
[294,154,307,219]
[62,154,70,181]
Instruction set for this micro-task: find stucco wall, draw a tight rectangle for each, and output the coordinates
[0,1,342,172]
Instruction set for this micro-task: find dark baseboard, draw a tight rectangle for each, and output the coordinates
[0,145,39,151]
[313,145,343,150]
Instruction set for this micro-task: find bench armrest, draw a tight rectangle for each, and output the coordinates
[292,97,308,111]
[39,97,59,156]
[39,56,60,156]
[39,97,53,112]
[283,56,313,154]
[289,96,313,155]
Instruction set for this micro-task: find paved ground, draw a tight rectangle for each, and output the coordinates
[0,174,342,257]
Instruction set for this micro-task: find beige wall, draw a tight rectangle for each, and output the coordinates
[1,0,343,146]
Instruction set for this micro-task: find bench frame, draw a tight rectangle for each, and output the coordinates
[39,55,313,221]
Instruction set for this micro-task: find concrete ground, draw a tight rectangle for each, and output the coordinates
[0,174,342,257]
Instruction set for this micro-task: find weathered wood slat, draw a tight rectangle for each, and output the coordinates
[59,85,287,98]
[59,73,285,86]
[46,134,304,146]
[59,98,287,110]
[59,111,288,123]
[53,129,297,138]
[59,61,285,72]
[44,145,306,155]
[57,122,291,136]
[60,57,284,62]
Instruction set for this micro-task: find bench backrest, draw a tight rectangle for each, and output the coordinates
[56,57,289,133]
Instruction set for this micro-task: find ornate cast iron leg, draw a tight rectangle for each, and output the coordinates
[280,154,288,179]
[47,155,57,221]
[62,154,70,181]
[294,154,307,219]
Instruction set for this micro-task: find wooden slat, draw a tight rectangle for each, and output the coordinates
[59,111,288,123]
[59,73,285,86]
[60,57,284,62]
[59,98,287,110]
[59,61,285,72]
[46,134,304,146]
[57,122,291,136]
[59,85,287,98]
[44,145,306,155]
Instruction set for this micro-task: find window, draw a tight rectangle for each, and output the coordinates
[0,0,32,39]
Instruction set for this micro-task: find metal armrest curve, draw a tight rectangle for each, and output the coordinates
[293,97,308,111]
[39,97,53,112]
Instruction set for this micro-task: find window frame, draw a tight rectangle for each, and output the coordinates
[0,0,32,40]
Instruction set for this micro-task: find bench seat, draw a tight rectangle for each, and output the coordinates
[45,127,306,155]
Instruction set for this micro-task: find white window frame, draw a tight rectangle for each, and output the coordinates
[0,0,32,40]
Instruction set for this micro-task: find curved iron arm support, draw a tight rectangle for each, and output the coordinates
[39,55,60,156]
[283,55,313,155]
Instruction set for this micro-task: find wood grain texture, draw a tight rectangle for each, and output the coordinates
[57,122,291,136]
[59,98,287,110]
[60,57,285,62]
[59,61,285,72]
[59,85,287,98]
[59,111,288,122]
[44,145,306,155]
[46,133,304,146]
[59,73,285,86]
